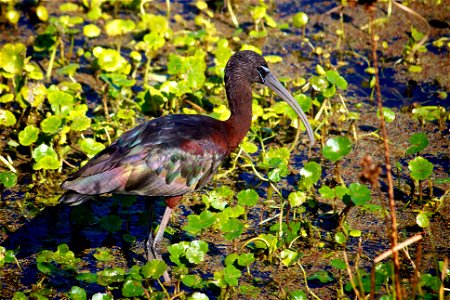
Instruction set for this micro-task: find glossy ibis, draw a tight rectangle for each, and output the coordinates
[60,50,315,268]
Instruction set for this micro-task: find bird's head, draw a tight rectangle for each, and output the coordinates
[224,50,315,146]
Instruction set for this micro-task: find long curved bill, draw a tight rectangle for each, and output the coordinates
[263,72,315,146]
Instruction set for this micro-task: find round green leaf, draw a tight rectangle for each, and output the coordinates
[189,292,209,300]
[97,49,125,72]
[224,264,241,286]
[91,293,113,300]
[416,212,429,228]
[79,138,106,157]
[289,290,307,300]
[334,232,346,245]
[41,115,62,134]
[319,186,335,199]
[0,109,16,127]
[377,107,396,123]
[241,141,258,153]
[69,286,87,300]
[121,279,144,297]
[408,156,433,181]
[322,136,352,162]
[36,5,49,22]
[0,43,26,74]
[310,76,328,92]
[32,143,58,162]
[18,125,40,146]
[299,161,322,188]
[0,172,17,188]
[293,12,308,28]
[83,24,101,38]
[348,183,371,205]
[141,260,168,279]
[0,93,14,103]
[405,132,429,155]
[330,259,346,270]
[70,116,91,131]
[237,189,259,206]
[288,191,306,207]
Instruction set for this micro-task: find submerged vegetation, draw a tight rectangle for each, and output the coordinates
[0,0,449,299]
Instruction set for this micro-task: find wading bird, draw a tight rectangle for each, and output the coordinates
[60,50,315,268]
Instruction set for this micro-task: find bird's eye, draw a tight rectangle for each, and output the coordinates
[257,66,270,82]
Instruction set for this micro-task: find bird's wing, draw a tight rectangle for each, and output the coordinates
[62,115,228,197]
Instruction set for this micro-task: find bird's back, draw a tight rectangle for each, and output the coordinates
[60,114,229,204]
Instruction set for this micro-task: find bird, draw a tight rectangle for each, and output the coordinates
[59,50,315,272]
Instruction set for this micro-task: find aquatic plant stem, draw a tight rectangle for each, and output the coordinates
[0,155,16,173]
[369,8,402,299]
[46,40,58,79]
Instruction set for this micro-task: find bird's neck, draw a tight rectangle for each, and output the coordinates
[224,80,253,153]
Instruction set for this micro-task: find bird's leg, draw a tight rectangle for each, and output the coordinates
[152,206,173,249]
[145,204,174,284]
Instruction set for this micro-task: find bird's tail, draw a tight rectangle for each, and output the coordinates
[59,191,92,206]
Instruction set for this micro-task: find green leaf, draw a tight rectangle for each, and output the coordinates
[241,141,258,153]
[237,253,255,267]
[83,24,101,38]
[189,292,209,300]
[224,264,241,286]
[292,12,308,28]
[308,270,334,283]
[70,115,91,131]
[221,218,244,240]
[0,172,18,188]
[69,286,87,300]
[288,290,307,300]
[310,76,328,92]
[280,249,299,267]
[237,189,259,206]
[32,144,60,170]
[183,210,216,235]
[325,70,340,84]
[416,212,429,228]
[420,274,441,291]
[288,191,306,207]
[319,186,335,199]
[97,49,126,73]
[348,183,371,205]
[12,292,28,300]
[322,137,352,163]
[91,293,113,300]
[121,279,144,297]
[41,115,62,134]
[335,76,348,90]
[330,259,346,270]
[0,93,14,103]
[93,250,113,262]
[97,268,125,286]
[141,260,168,279]
[0,109,17,127]
[405,132,429,155]
[334,232,346,245]
[408,156,433,181]
[19,125,40,146]
[47,90,75,116]
[185,240,208,264]
[408,65,422,73]
[299,161,322,188]
[377,107,395,123]
[79,138,106,157]
[76,272,97,283]
[0,43,26,74]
